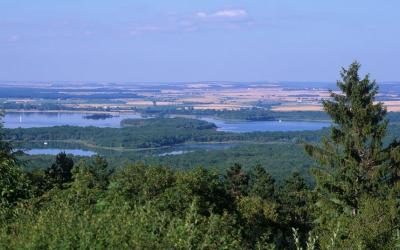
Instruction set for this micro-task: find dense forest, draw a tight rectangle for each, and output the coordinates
[1,63,400,249]
[5,118,327,149]
[7,116,400,182]
[139,108,332,122]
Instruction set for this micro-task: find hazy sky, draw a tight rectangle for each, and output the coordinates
[0,0,399,82]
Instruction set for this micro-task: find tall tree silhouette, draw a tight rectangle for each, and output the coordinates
[45,152,74,186]
[305,61,400,215]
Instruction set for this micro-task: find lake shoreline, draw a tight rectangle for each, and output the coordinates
[3,111,330,131]
[4,109,138,115]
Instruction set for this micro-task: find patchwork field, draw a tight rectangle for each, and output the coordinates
[1,81,400,112]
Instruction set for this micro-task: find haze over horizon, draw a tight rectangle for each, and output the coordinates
[1,0,399,83]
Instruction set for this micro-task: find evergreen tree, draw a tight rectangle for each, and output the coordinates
[305,61,399,214]
[225,163,249,198]
[305,62,400,247]
[249,165,276,201]
[45,152,74,187]
[90,155,113,189]
[279,172,312,233]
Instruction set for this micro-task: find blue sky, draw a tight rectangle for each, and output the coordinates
[0,0,399,82]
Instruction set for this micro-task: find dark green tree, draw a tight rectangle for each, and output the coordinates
[305,61,400,213]
[0,113,16,164]
[45,152,74,187]
[305,62,400,247]
[249,165,276,201]
[277,172,314,248]
[225,163,249,198]
[279,173,312,233]
[90,155,113,189]
[0,114,30,207]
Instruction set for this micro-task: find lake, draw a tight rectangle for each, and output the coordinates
[4,112,142,128]
[200,117,330,132]
[21,143,235,157]
[23,148,97,157]
[3,112,329,132]
[157,143,235,156]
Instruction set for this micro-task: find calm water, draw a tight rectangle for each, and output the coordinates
[4,112,142,128]
[23,148,96,156]
[200,117,329,132]
[157,143,234,156]
[22,143,234,157]
[158,150,193,156]
[4,112,329,132]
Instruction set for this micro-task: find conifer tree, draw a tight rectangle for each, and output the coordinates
[305,61,399,215]
[304,62,400,248]
[249,165,276,201]
[91,155,113,189]
[225,164,249,198]
[45,152,74,187]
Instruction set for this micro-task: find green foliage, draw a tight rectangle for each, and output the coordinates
[249,165,276,200]
[0,163,246,249]
[45,152,74,187]
[0,160,30,208]
[225,164,249,198]
[306,62,394,210]
[278,173,313,243]
[305,62,400,248]
[0,115,31,209]
[141,107,331,122]
[5,117,327,149]
[0,156,317,249]
[5,118,223,149]
[171,167,233,214]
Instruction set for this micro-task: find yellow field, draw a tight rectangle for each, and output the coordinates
[4,82,400,112]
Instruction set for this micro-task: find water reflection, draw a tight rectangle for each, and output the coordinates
[199,117,329,132]
[4,112,329,132]
[23,148,96,157]
[4,112,142,128]
[157,143,234,156]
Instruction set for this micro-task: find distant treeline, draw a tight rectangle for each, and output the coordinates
[5,118,326,149]
[0,87,141,99]
[140,107,332,121]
